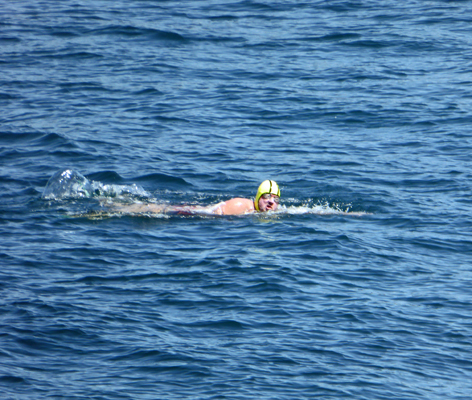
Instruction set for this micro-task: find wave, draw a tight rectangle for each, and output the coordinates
[87,25,186,42]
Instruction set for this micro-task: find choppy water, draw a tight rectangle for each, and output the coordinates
[2,1,472,399]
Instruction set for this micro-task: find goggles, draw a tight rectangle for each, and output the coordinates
[261,193,280,203]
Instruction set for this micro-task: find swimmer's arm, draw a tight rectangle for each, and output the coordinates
[113,203,167,214]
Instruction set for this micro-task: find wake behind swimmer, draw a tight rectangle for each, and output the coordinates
[43,169,370,218]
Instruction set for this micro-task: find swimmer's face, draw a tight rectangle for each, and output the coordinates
[258,193,279,212]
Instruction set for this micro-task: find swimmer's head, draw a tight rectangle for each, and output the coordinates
[254,180,280,212]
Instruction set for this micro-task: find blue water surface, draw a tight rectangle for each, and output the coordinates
[1,1,472,399]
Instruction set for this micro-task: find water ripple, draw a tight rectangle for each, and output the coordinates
[2,0,472,399]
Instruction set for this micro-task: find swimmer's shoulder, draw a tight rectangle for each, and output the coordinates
[217,198,254,215]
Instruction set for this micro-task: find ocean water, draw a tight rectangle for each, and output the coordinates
[2,0,472,399]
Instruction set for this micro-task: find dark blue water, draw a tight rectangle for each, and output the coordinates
[2,1,472,399]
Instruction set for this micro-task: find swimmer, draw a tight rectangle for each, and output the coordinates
[115,180,281,216]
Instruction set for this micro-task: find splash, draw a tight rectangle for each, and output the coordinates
[42,169,150,200]
[277,204,370,216]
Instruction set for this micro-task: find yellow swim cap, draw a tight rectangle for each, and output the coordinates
[254,180,280,211]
